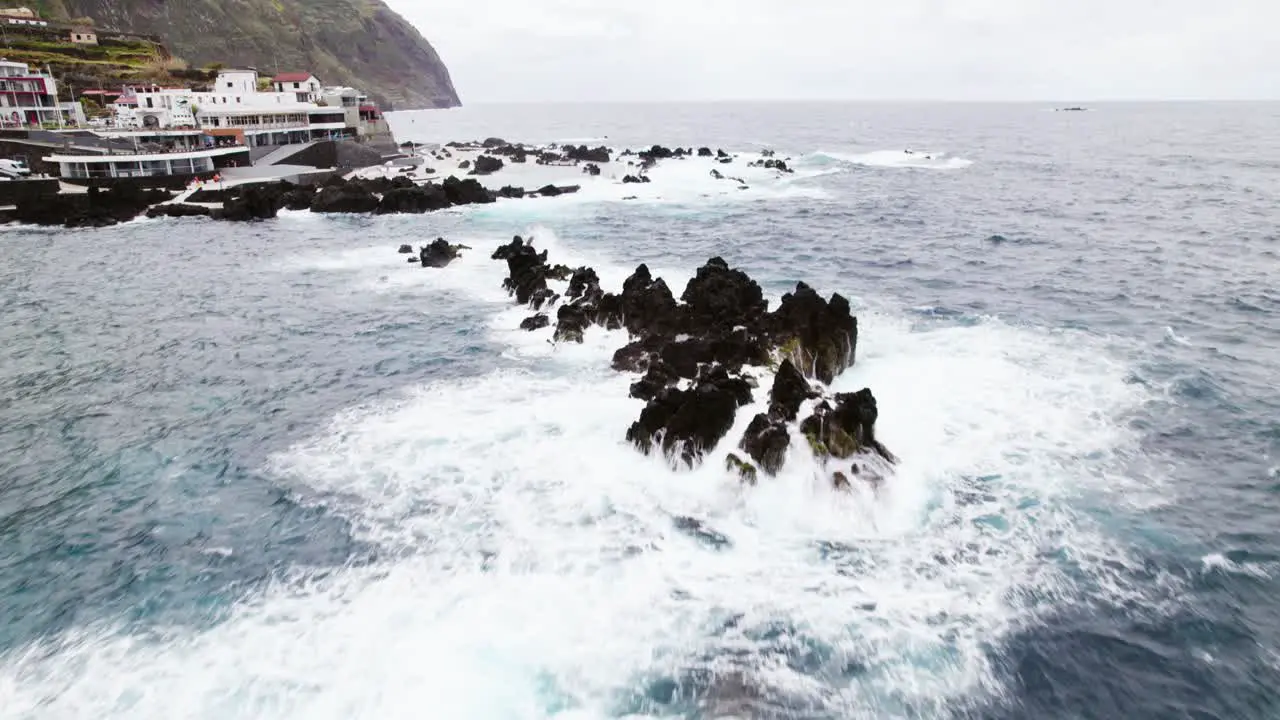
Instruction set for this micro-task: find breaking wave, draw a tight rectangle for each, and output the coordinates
[0,226,1164,719]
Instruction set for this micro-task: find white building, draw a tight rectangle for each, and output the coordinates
[116,87,198,129]
[272,73,321,103]
[44,145,250,180]
[108,69,354,148]
[0,7,48,26]
[69,27,98,45]
[210,68,259,95]
[0,59,86,127]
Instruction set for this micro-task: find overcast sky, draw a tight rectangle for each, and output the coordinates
[386,0,1277,103]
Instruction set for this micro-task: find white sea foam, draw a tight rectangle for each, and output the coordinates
[1163,326,1193,346]
[0,226,1161,718]
[1201,553,1271,579]
[347,145,830,223]
[810,149,974,171]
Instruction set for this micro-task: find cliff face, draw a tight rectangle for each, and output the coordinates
[45,0,460,109]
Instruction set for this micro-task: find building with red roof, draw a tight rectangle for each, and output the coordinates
[272,73,321,103]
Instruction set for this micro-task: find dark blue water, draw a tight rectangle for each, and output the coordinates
[1,102,1278,719]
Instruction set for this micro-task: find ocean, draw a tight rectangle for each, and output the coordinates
[1,101,1278,719]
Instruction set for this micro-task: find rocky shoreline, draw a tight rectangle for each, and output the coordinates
[411,234,895,489]
[9,139,797,229]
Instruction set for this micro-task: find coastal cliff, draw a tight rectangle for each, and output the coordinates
[29,0,460,109]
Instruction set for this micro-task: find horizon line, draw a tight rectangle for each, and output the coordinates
[389,98,1280,111]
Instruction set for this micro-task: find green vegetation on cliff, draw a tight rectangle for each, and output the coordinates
[0,24,190,106]
[2,0,459,109]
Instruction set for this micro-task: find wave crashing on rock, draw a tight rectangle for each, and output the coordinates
[408,235,898,489]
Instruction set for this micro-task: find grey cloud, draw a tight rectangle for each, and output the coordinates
[388,0,1279,101]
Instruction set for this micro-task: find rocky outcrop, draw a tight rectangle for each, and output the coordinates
[281,185,317,211]
[471,155,504,175]
[442,176,493,205]
[214,184,284,221]
[520,314,549,331]
[799,390,894,462]
[625,364,754,467]
[496,236,552,305]
[482,239,895,481]
[14,186,170,228]
[417,238,467,268]
[146,203,212,219]
[310,184,380,214]
[749,158,793,173]
[564,145,611,163]
[770,282,857,385]
[533,184,581,198]
[377,185,450,214]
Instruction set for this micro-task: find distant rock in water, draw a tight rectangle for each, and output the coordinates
[418,237,466,268]
[749,158,793,173]
[85,137,811,230]
[471,155,503,175]
[564,145,611,163]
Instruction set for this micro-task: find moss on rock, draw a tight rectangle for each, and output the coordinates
[724,453,758,485]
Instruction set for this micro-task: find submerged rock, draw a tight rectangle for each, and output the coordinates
[672,516,732,550]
